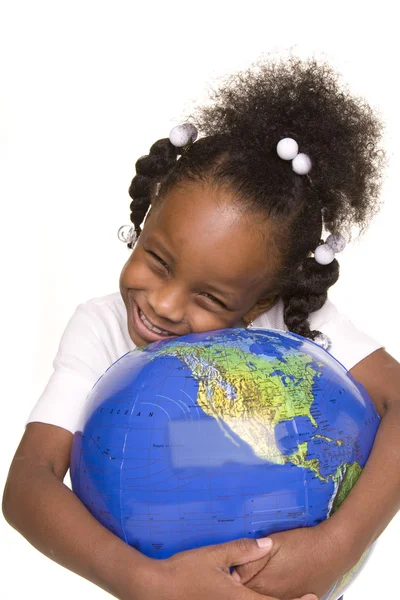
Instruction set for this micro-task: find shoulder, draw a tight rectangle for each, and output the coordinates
[308,298,340,326]
[253,297,343,331]
[74,291,126,322]
[65,291,134,364]
[309,299,383,371]
[255,298,382,372]
[25,292,134,435]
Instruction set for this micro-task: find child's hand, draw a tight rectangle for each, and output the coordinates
[131,537,316,600]
[233,525,343,600]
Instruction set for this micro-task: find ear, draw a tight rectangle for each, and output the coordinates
[243,296,277,325]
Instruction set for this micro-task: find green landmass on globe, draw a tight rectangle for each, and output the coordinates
[155,336,363,517]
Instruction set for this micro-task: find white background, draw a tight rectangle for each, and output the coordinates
[1,1,399,599]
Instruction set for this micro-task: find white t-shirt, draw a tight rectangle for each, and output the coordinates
[26,292,382,435]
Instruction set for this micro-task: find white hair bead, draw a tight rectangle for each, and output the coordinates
[314,244,335,265]
[314,333,332,350]
[292,153,312,175]
[169,123,198,147]
[326,233,346,253]
[117,225,137,246]
[276,138,299,160]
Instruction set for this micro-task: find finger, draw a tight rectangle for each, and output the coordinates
[245,595,317,600]
[237,588,309,600]
[213,536,273,568]
[232,555,271,585]
[242,574,319,600]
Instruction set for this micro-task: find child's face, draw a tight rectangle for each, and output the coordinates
[119,181,279,347]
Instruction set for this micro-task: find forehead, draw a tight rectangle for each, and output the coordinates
[146,182,278,290]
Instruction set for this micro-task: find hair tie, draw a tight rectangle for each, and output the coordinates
[276,139,344,264]
[276,138,312,175]
[314,332,332,350]
[314,233,346,265]
[169,123,198,147]
[118,225,137,247]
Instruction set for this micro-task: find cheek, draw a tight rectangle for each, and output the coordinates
[119,252,155,289]
[189,310,244,334]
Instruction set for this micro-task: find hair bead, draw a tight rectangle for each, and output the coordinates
[276,137,312,175]
[314,232,346,265]
[326,233,346,253]
[314,244,335,265]
[117,225,137,246]
[292,153,312,175]
[276,138,299,160]
[169,123,198,147]
[314,332,332,350]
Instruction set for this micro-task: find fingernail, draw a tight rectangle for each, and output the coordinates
[256,536,272,549]
[231,569,241,582]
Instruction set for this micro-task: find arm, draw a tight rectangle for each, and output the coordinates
[2,423,151,600]
[4,423,308,600]
[325,347,400,560]
[234,348,400,599]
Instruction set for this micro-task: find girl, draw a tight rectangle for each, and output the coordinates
[3,57,399,600]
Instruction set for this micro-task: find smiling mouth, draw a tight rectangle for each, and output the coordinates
[138,308,174,336]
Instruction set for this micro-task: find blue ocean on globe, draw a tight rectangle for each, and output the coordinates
[70,328,380,600]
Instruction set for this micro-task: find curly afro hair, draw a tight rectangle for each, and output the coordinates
[127,57,385,340]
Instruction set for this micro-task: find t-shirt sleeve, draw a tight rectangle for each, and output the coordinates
[25,302,113,435]
[309,299,383,371]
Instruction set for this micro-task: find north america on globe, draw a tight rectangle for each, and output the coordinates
[154,330,363,516]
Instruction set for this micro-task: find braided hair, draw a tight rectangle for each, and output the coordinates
[127,57,385,340]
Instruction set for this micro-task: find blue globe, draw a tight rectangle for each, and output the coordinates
[70,328,379,600]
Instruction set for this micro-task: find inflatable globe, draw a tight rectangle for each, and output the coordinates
[70,328,380,600]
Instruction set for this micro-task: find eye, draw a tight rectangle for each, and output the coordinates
[201,293,227,309]
[148,251,170,272]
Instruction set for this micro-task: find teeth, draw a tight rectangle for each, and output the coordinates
[139,309,171,336]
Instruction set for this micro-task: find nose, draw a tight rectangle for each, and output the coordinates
[147,281,187,324]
